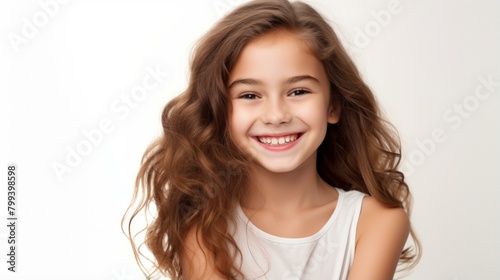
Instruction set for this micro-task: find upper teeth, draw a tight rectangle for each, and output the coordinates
[257,134,298,145]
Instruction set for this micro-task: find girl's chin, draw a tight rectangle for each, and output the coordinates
[252,161,300,174]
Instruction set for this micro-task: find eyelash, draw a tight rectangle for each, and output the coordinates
[288,88,310,97]
[237,88,310,99]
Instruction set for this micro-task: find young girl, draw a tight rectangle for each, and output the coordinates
[124,0,420,279]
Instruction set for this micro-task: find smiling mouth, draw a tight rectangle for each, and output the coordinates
[256,133,301,146]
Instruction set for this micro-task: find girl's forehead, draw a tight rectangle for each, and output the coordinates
[245,29,313,51]
[233,30,319,69]
[228,30,328,88]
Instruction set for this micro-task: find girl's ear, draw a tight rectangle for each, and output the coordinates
[328,98,341,124]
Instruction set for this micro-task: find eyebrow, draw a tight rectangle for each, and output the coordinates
[227,75,320,90]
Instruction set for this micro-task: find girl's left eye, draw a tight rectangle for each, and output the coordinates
[289,89,310,97]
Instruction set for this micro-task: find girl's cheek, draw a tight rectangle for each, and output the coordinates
[232,105,252,124]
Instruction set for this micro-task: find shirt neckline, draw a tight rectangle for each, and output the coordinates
[236,187,345,244]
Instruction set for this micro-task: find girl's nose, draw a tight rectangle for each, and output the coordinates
[262,97,291,126]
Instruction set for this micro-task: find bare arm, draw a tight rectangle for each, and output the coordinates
[347,196,410,280]
[180,227,225,280]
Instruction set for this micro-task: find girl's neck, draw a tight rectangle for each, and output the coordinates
[243,156,335,214]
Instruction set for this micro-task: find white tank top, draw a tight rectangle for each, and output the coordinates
[231,188,366,280]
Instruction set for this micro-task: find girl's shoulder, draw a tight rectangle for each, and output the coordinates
[356,196,409,241]
[358,196,409,228]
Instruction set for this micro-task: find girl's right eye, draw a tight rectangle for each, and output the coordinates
[238,93,259,99]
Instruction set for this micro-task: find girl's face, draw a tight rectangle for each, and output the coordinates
[228,30,339,174]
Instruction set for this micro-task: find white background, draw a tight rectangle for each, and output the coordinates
[1,0,499,279]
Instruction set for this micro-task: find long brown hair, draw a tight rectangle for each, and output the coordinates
[123,0,421,278]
